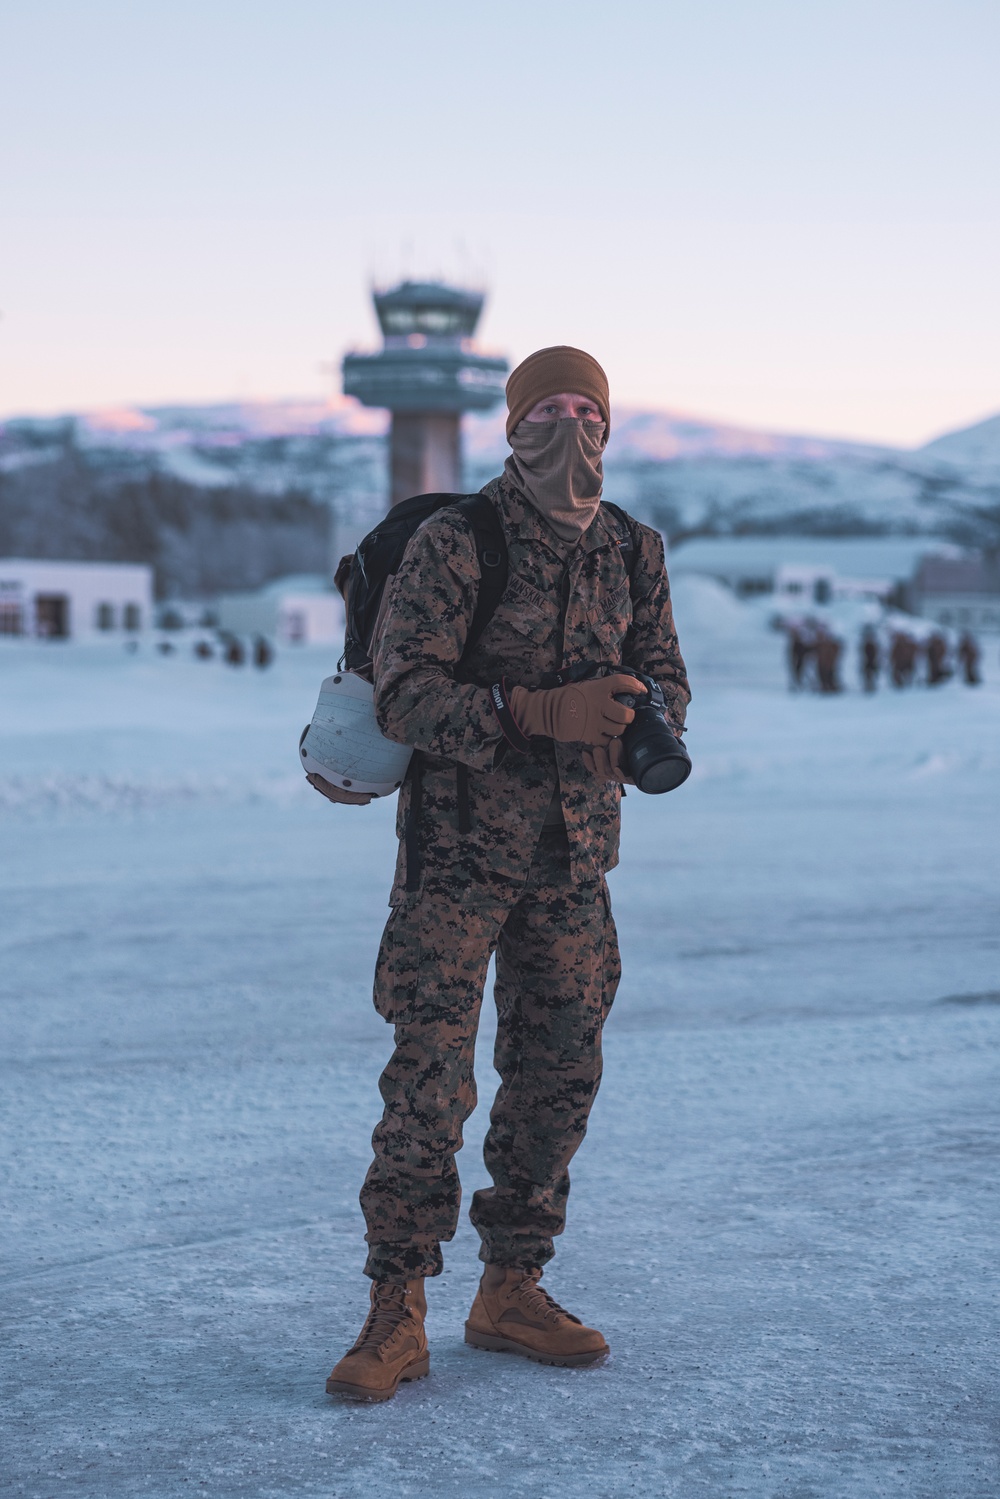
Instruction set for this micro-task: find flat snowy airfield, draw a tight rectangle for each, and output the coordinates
[2,580,998,1498]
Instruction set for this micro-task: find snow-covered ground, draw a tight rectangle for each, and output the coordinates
[2,589,999,1497]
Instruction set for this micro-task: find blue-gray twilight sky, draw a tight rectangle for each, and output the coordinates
[1,0,998,444]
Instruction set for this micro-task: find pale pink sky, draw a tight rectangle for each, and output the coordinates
[2,1,998,447]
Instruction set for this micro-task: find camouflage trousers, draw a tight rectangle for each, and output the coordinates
[361,826,621,1282]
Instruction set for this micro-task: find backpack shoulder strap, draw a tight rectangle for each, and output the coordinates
[599,500,645,669]
[599,499,639,582]
[451,492,508,659]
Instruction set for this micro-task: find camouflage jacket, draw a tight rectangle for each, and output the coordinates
[373,473,690,901]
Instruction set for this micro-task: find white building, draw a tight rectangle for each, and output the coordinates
[215,574,343,646]
[0,559,153,640]
[669,536,960,607]
[912,555,1000,631]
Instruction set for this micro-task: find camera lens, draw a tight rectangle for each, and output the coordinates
[624,712,692,793]
[612,672,691,794]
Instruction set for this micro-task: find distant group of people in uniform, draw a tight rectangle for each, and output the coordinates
[152,632,274,667]
[786,621,846,693]
[787,619,983,693]
[193,632,274,668]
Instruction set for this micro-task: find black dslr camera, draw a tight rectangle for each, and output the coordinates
[614,671,692,794]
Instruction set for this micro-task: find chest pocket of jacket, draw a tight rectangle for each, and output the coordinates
[589,582,633,666]
[492,588,560,655]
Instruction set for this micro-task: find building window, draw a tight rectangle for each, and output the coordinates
[123,603,142,631]
[35,595,69,639]
[96,602,115,630]
[0,601,23,636]
[284,611,306,643]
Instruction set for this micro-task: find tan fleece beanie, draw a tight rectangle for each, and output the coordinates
[505,346,611,443]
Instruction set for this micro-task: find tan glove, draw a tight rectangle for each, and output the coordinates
[509,674,644,748]
[582,739,635,785]
[306,772,374,806]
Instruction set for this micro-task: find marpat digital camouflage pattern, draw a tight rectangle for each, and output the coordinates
[373,474,690,897]
[361,827,620,1281]
[362,472,690,1279]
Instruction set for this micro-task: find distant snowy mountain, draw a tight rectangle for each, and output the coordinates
[2,396,998,548]
[65,397,388,498]
[917,412,1000,480]
[601,450,953,541]
[467,403,999,542]
[463,405,885,468]
[78,396,387,447]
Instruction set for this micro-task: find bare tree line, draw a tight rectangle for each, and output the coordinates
[0,449,330,599]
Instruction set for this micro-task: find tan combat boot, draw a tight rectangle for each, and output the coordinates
[465,1266,609,1367]
[326,1279,429,1401]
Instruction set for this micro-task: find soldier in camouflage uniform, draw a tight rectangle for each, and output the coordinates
[321,347,690,1400]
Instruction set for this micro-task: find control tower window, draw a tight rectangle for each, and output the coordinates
[381,307,466,337]
[418,309,463,334]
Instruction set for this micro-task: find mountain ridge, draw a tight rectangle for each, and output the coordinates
[2,397,998,558]
[4,394,998,472]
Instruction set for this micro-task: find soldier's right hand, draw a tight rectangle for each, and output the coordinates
[306,773,375,806]
[509,674,644,748]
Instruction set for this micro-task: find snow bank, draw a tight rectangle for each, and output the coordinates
[668,573,786,689]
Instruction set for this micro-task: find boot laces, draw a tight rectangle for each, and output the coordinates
[353,1283,412,1352]
[514,1272,569,1325]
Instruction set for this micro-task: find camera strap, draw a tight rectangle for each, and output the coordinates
[537,661,601,689]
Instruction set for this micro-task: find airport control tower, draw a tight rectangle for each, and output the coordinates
[343,281,508,507]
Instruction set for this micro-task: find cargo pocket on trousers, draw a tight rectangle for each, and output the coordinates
[373,905,422,1025]
[599,882,622,1023]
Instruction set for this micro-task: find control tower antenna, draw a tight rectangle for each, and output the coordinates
[342,280,509,507]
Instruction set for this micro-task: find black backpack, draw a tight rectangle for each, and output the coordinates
[341,492,507,677]
[340,490,636,678]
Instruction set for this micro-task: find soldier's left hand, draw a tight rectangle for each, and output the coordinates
[582,739,634,786]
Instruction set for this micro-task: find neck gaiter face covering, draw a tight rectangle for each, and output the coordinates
[504,418,606,543]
